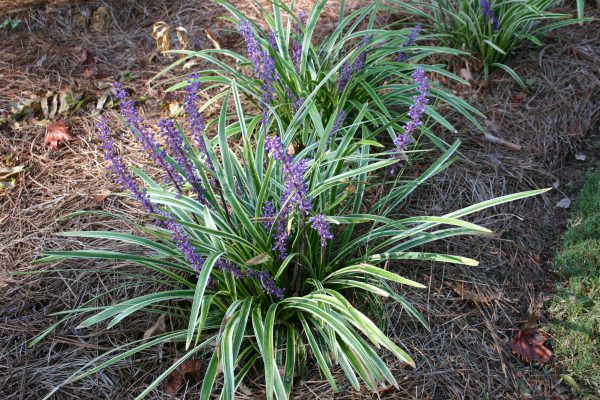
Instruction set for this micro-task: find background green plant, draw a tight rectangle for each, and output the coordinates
[392,0,589,87]
[549,168,600,394]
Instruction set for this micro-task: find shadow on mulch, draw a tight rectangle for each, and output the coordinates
[1,1,599,399]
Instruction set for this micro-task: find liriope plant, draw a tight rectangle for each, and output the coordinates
[32,67,547,399]
[154,0,483,152]
[392,0,590,87]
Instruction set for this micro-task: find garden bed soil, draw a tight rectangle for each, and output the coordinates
[1,1,599,399]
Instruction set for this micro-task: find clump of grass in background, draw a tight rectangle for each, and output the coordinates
[392,0,590,87]
[157,0,483,151]
[549,168,600,394]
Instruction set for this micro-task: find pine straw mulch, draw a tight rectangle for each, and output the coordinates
[1,1,599,399]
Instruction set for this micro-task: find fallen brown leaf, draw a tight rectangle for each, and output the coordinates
[44,121,77,150]
[445,281,496,303]
[142,314,165,341]
[91,6,109,32]
[152,21,171,55]
[510,327,553,363]
[163,358,203,395]
[80,48,96,65]
[91,190,111,206]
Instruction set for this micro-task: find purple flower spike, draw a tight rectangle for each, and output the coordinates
[480,0,500,30]
[338,62,353,93]
[396,24,422,62]
[291,10,307,69]
[265,135,312,258]
[158,118,207,203]
[238,19,261,69]
[237,20,279,133]
[262,200,275,231]
[217,259,244,279]
[310,214,334,248]
[164,216,205,272]
[339,35,371,93]
[97,118,156,214]
[114,82,184,193]
[329,109,347,144]
[392,68,429,168]
[268,29,279,52]
[259,50,278,128]
[245,269,285,299]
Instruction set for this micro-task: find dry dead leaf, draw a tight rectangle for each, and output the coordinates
[152,21,171,54]
[142,314,166,341]
[163,358,203,395]
[80,48,96,65]
[511,92,527,104]
[245,253,272,266]
[510,327,553,363]
[91,189,111,206]
[168,100,181,117]
[445,281,495,303]
[45,121,77,150]
[91,6,109,32]
[176,27,189,55]
[459,67,472,82]
[205,27,221,50]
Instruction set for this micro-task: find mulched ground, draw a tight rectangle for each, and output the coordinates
[1,1,599,399]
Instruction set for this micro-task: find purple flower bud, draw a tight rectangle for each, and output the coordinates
[310,214,334,248]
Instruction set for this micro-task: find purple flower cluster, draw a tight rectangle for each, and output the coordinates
[184,74,212,164]
[329,109,347,144]
[262,200,275,231]
[396,24,422,62]
[238,19,262,69]
[268,29,279,52]
[99,116,285,299]
[114,83,184,193]
[238,19,279,132]
[339,35,371,93]
[265,135,312,258]
[392,68,429,167]
[480,0,500,30]
[158,118,206,203]
[309,214,334,248]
